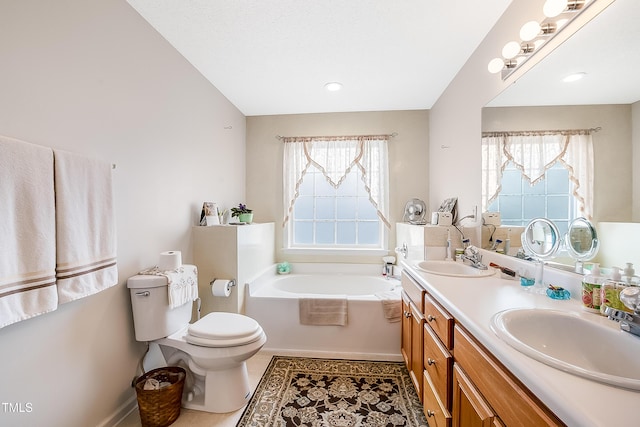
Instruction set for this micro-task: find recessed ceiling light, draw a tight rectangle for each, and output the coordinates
[324,82,343,92]
[563,72,587,82]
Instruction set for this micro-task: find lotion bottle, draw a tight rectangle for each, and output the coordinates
[582,263,602,313]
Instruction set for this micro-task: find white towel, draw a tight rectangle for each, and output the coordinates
[375,290,402,323]
[299,297,348,326]
[0,135,58,328]
[139,265,198,309]
[54,149,118,303]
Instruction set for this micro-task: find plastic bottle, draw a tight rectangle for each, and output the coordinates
[600,267,628,315]
[581,263,602,313]
[504,228,511,256]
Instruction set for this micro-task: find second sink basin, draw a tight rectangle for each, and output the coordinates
[491,308,640,390]
[415,260,495,278]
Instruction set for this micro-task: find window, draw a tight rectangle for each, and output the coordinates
[487,161,576,236]
[282,136,390,253]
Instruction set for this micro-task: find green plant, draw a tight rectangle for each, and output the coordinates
[230,203,252,218]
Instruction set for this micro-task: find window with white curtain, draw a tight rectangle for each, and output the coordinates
[282,135,390,253]
[482,130,595,233]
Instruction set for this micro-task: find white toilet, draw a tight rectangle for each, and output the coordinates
[127,272,266,413]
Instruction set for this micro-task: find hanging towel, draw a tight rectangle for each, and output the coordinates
[54,149,118,303]
[299,297,348,326]
[0,135,58,328]
[139,264,199,309]
[375,289,402,323]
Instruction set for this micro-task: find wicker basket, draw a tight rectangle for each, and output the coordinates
[135,366,186,427]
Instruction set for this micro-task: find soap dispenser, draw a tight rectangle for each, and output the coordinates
[582,263,602,313]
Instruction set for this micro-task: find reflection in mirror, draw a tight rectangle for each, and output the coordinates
[521,218,560,286]
[565,217,599,273]
[482,0,640,271]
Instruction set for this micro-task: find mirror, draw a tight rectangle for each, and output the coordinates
[522,218,560,260]
[482,0,640,270]
[565,217,599,262]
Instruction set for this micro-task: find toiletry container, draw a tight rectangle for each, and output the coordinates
[581,263,602,313]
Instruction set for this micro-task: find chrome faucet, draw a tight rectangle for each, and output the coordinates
[461,246,488,270]
[605,287,640,338]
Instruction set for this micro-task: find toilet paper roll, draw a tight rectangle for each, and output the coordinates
[158,251,182,271]
[211,279,232,297]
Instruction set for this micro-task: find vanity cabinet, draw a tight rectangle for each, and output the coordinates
[401,272,426,401]
[402,269,565,427]
[454,325,563,426]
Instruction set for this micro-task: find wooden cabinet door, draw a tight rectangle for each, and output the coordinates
[410,300,425,400]
[401,292,412,369]
[452,364,495,427]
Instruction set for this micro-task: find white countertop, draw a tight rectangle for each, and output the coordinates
[401,254,639,427]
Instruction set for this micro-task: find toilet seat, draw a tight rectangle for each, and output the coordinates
[186,312,264,347]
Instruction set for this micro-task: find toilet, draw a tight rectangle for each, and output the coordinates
[127,271,266,413]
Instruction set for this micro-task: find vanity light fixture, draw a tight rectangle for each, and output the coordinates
[324,82,343,92]
[488,0,597,80]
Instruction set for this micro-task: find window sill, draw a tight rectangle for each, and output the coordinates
[282,247,389,257]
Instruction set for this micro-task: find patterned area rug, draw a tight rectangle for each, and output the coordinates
[236,356,428,427]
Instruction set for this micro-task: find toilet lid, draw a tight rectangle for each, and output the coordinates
[186,312,263,347]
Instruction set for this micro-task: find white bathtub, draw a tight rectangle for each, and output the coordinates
[246,263,402,360]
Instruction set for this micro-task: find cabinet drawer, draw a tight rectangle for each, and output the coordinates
[423,370,452,427]
[424,293,454,349]
[424,322,453,409]
[402,272,425,312]
[454,325,565,427]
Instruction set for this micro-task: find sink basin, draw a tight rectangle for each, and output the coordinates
[491,308,640,390]
[415,260,495,278]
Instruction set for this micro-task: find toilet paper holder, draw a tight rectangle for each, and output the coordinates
[209,278,236,288]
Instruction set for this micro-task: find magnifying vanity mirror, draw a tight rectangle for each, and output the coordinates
[521,218,561,286]
[482,0,640,273]
[565,217,599,273]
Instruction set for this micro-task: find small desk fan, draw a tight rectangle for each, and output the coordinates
[403,198,427,224]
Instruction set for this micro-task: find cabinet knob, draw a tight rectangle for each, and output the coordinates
[427,314,436,322]
[426,409,435,417]
[403,311,412,318]
[427,358,436,366]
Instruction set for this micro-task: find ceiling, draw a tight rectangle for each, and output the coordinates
[126,0,512,116]
[488,0,640,107]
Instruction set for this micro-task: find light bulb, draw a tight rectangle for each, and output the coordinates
[488,58,505,74]
[543,0,567,18]
[502,41,521,59]
[520,21,541,41]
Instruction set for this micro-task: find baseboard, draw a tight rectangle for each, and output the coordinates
[263,347,403,362]
[96,393,138,427]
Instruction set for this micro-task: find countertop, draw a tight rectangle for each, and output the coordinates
[401,252,638,427]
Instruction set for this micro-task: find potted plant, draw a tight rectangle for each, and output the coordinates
[230,203,253,224]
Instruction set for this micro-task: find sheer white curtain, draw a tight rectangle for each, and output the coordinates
[481,130,594,219]
[282,135,390,227]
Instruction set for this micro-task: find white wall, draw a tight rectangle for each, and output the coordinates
[633,101,640,221]
[0,1,245,426]
[246,110,429,264]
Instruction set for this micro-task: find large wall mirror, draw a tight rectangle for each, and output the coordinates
[482,0,640,270]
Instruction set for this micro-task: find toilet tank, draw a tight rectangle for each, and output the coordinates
[127,274,192,341]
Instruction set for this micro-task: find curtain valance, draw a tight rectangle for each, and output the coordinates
[282,135,390,228]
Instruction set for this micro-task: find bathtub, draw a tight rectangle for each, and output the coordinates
[246,263,402,361]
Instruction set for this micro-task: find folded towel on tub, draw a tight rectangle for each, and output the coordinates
[139,264,199,309]
[375,289,402,323]
[299,297,348,326]
[0,135,58,328]
[54,149,118,303]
